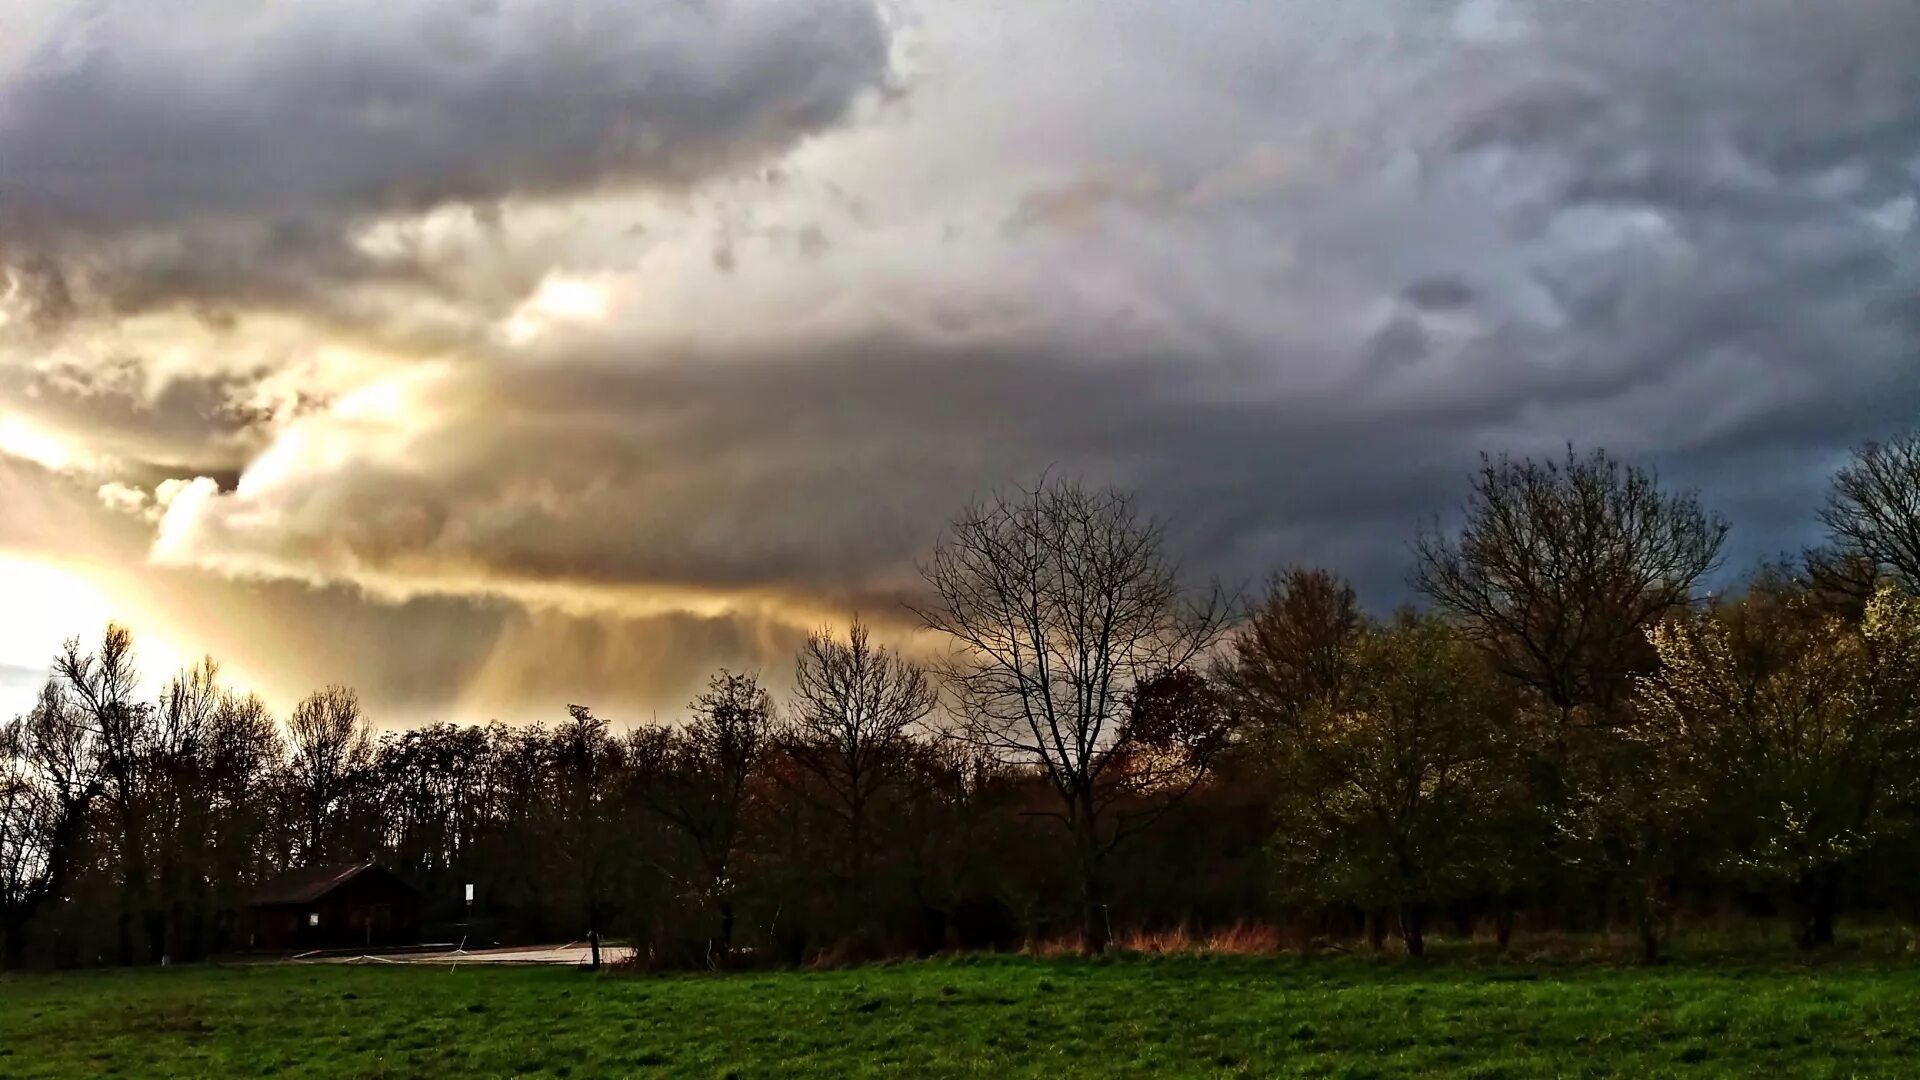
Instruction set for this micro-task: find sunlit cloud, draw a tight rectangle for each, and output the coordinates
[501,273,617,345]
[0,0,1917,724]
[0,414,79,473]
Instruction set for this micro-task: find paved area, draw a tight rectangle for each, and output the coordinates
[304,942,636,965]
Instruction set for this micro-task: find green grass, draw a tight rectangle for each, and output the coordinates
[4,951,1919,1078]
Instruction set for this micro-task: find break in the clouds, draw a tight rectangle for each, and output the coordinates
[1,0,1917,721]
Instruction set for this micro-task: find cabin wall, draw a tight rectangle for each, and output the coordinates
[248,874,424,951]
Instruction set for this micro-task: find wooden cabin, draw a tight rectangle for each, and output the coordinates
[247,863,422,952]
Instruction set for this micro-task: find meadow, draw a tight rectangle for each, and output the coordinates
[4,946,1919,1078]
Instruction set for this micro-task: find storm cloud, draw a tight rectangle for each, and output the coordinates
[0,0,893,345]
[0,0,892,231]
[2,0,1918,721]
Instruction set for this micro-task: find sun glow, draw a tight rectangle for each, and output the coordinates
[0,415,76,472]
[501,273,615,344]
[0,555,190,710]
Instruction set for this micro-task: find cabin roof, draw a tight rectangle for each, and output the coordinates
[250,862,414,906]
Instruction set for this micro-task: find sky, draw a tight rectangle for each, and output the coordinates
[0,0,1916,726]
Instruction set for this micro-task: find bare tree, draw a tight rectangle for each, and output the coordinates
[201,690,282,949]
[552,705,623,970]
[913,476,1228,953]
[372,723,489,891]
[1821,432,1920,592]
[148,658,223,961]
[1220,567,1366,733]
[0,682,100,968]
[286,685,372,866]
[786,618,936,919]
[633,671,775,956]
[54,625,156,963]
[0,715,38,966]
[1414,448,1727,726]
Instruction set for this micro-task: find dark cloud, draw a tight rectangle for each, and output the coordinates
[43,215,532,352]
[0,0,892,341]
[3,0,1920,721]
[1403,279,1476,312]
[151,302,1919,618]
[0,0,892,234]
[0,249,74,331]
[0,356,267,478]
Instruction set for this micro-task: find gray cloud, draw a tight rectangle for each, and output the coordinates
[3,0,1919,720]
[0,0,892,233]
[0,0,892,343]
[150,306,1918,622]
[0,662,42,692]
[160,1,1919,601]
[0,355,267,477]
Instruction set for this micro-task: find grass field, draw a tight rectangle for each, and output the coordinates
[4,949,1919,1078]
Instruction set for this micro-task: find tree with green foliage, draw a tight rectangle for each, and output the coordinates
[1542,716,1705,962]
[1269,613,1512,956]
[1414,448,1728,958]
[1638,585,1920,947]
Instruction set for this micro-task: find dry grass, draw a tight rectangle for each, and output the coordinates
[1018,919,1920,964]
[1111,921,1286,955]
[1022,921,1290,958]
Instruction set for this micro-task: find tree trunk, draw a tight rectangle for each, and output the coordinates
[1366,910,1388,952]
[308,796,325,866]
[1398,903,1426,958]
[849,799,866,914]
[1073,795,1109,955]
[185,904,206,964]
[117,827,148,966]
[145,909,167,965]
[116,908,136,967]
[1807,903,1836,949]
[1494,902,1515,952]
[1080,863,1110,955]
[1,907,25,970]
[588,928,602,971]
[1634,874,1666,964]
[1794,866,1842,950]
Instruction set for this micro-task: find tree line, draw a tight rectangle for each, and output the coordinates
[6,435,1920,968]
